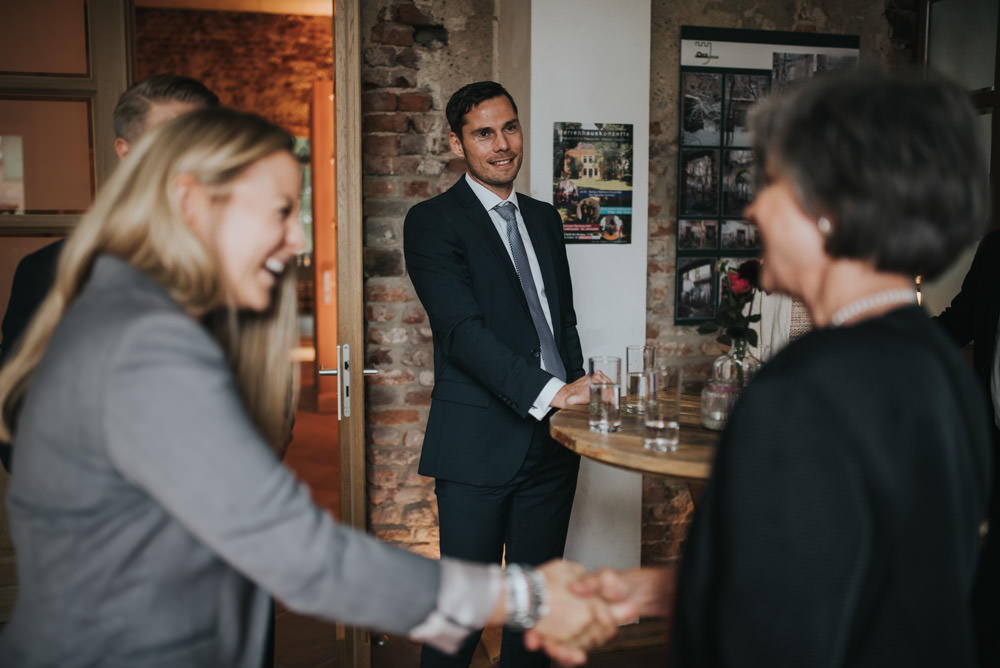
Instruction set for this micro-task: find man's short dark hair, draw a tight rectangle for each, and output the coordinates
[445,81,518,135]
[113,74,220,143]
[749,66,990,280]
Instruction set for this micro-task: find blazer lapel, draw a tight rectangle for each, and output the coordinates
[520,198,563,337]
[451,178,526,303]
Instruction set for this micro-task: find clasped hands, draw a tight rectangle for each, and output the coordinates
[520,562,677,666]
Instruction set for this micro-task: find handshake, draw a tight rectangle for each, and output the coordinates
[508,561,676,666]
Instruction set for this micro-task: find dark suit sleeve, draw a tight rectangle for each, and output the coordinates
[0,242,62,473]
[404,202,553,417]
[1,241,62,366]
[936,231,1000,346]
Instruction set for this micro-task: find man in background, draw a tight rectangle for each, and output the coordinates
[0,74,220,469]
[404,81,589,668]
[936,230,1000,668]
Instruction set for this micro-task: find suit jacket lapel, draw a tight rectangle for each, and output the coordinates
[520,197,563,337]
[451,178,526,303]
[451,178,565,342]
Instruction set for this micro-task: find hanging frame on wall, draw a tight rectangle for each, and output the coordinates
[674,26,860,324]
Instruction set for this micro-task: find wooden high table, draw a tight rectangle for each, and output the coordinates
[550,391,720,496]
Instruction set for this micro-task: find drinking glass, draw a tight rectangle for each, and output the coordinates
[644,365,682,452]
[588,356,621,433]
[624,345,654,414]
[700,378,739,431]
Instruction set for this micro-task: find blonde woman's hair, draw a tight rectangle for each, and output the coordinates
[0,107,300,451]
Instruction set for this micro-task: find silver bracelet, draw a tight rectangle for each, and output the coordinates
[504,564,548,630]
[528,567,549,620]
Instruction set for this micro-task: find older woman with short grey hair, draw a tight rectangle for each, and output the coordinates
[567,68,993,667]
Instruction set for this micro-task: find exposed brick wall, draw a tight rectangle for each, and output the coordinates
[134,8,332,136]
[361,0,494,557]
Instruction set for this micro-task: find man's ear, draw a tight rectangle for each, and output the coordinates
[114,137,131,159]
[448,132,465,159]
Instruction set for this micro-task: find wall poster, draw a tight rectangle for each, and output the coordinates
[674,26,859,323]
[553,122,633,244]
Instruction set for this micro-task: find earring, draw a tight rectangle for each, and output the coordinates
[817,217,832,237]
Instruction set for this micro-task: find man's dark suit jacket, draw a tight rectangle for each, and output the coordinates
[0,238,64,471]
[1,239,64,367]
[936,229,1000,667]
[936,228,1000,402]
[403,177,584,487]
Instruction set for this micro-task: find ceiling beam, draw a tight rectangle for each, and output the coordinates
[133,0,331,16]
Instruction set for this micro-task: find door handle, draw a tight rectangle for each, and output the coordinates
[318,366,377,377]
[317,348,378,420]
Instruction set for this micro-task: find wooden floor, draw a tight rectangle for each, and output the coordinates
[274,389,342,668]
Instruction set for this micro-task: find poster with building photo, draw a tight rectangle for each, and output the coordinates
[674,26,859,323]
[553,122,633,244]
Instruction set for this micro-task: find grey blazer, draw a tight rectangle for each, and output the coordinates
[0,256,492,667]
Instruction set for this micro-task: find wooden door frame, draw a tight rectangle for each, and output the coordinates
[0,0,130,237]
[333,0,371,666]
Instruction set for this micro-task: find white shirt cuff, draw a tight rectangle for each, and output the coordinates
[529,377,565,421]
[408,559,504,654]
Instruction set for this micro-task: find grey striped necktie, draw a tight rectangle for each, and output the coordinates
[495,201,567,381]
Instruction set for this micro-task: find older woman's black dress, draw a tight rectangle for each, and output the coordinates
[670,305,991,667]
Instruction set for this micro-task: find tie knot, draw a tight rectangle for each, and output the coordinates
[495,201,517,225]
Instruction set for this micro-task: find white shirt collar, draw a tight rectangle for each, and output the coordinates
[464,173,519,214]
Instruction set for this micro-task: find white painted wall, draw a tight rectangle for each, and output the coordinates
[530,0,650,571]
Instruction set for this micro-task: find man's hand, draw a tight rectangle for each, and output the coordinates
[550,370,610,409]
[521,560,638,666]
[550,375,589,409]
[569,565,678,619]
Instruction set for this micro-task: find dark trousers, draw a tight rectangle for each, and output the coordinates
[420,424,580,668]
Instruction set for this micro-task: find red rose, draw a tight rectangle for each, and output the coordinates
[728,272,752,295]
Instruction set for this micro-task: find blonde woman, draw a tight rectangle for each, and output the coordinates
[0,108,627,667]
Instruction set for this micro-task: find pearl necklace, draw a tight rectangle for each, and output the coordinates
[830,288,918,327]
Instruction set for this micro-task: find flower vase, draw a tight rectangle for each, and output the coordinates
[711,338,761,390]
[701,339,760,431]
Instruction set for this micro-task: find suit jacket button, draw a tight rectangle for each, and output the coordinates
[532,349,541,358]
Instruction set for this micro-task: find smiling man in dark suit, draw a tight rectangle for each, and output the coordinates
[404,81,590,668]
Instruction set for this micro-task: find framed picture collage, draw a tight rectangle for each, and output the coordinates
[674,26,859,323]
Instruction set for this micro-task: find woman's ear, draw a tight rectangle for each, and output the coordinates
[173,173,209,237]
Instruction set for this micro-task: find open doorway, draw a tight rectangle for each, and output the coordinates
[132,5,341,666]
